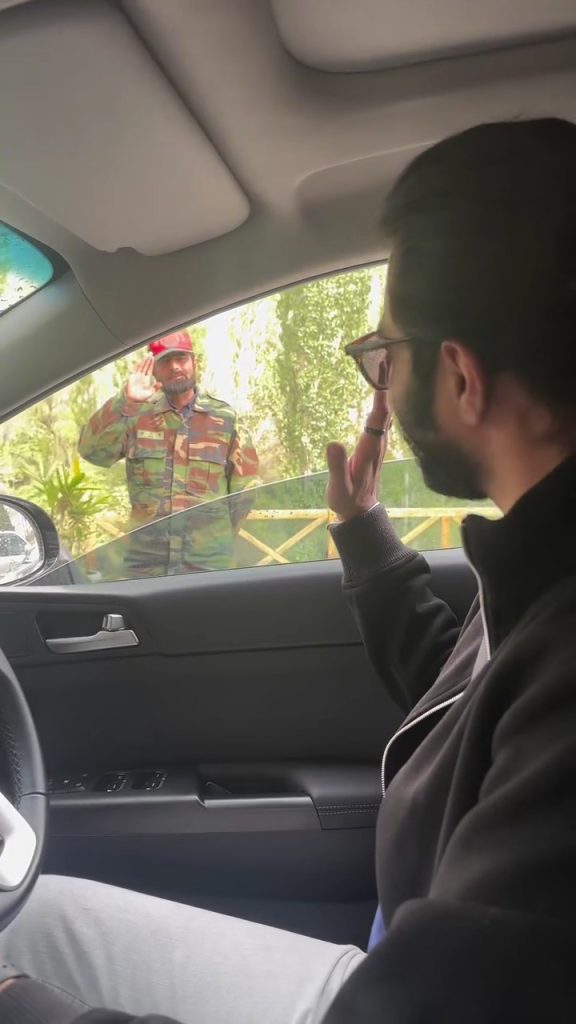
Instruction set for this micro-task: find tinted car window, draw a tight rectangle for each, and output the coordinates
[41,463,496,585]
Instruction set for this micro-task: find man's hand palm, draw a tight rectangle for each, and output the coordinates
[125,357,159,402]
[126,372,157,402]
[326,391,390,521]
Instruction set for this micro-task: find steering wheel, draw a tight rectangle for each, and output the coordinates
[0,646,46,932]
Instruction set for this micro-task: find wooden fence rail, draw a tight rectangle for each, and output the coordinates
[238,506,499,566]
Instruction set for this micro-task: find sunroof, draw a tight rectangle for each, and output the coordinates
[0,222,56,316]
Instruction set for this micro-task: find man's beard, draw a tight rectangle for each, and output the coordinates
[162,376,195,395]
[396,378,486,501]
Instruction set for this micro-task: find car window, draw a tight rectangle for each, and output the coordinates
[1,263,493,586]
[40,466,496,585]
[0,222,56,315]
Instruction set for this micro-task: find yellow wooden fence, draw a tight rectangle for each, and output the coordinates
[238,506,500,567]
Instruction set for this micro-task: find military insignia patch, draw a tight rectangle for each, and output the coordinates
[137,430,165,440]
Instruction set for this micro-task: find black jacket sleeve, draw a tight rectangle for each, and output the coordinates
[330,505,463,711]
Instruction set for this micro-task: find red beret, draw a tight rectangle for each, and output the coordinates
[148,331,193,361]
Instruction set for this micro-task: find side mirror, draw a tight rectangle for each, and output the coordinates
[0,495,61,585]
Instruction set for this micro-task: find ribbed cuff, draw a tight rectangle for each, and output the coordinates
[329,503,415,586]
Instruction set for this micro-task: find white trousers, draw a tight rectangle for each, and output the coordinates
[4,875,366,1024]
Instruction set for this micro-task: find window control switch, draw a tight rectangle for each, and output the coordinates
[95,771,129,793]
[132,770,167,791]
[48,773,88,794]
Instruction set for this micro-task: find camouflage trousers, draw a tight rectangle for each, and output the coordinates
[121,507,237,578]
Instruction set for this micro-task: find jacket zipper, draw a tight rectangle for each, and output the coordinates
[462,526,492,660]
[381,532,491,796]
[381,691,464,794]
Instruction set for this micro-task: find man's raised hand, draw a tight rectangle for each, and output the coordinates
[125,357,161,403]
[326,390,391,521]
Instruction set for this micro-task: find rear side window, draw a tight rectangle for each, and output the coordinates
[0,222,56,315]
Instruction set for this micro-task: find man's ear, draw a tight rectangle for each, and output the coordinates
[440,341,488,427]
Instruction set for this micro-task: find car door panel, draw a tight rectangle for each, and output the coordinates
[0,550,476,945]
[47,764,383,837]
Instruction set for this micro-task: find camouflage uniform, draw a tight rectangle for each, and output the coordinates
[78,389,259,577]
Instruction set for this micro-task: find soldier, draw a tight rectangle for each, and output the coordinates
[78,331,260,577]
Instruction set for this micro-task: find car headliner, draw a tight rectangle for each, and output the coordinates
[1,0,576,420]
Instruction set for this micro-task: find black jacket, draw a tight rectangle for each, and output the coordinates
[5,458,576,1022]
[324,456,576,1023]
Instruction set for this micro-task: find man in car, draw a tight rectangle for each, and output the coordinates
[78,331,260,577]
[3,118,576,1023]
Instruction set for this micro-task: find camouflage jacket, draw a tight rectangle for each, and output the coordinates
[78,389,260,574]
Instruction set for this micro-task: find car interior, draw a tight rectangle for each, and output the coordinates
[0,0,576,951]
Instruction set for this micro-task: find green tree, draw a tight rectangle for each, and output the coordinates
[187,323,208,379]
[225,296,281,480]
[268,268,377,477]
[68,374,99,438]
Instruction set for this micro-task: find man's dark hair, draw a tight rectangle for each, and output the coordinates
[382,118,576,409]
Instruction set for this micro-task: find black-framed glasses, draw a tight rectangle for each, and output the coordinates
[345,330,412,391]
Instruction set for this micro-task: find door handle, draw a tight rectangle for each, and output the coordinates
[46,614,139,654]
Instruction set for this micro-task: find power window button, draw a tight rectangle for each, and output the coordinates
[95,771,129,793]
[132,770,167,791]
[48,773,88,794]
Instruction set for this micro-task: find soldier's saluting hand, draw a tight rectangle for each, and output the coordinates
[125,356,162,403]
